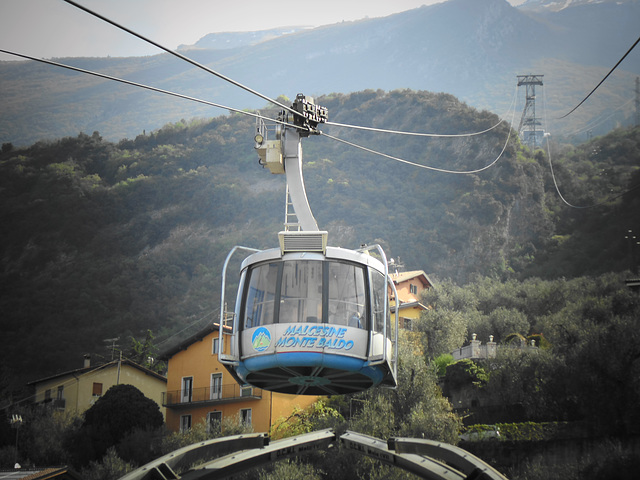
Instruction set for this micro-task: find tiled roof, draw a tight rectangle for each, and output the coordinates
[27,358,166,386]
[159,322,230,360]
[389,270,433,287]
[0,467,81,480]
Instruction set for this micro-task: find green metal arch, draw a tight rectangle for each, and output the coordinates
[120,429,508,480]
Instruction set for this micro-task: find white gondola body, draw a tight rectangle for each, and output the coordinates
[220,244,397,395]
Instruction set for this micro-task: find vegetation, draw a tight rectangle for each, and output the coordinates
[65,384,164,467]
[421,273,640,436]
[0,388,254,475]
[1,90,638,388]
[253,337,460,480]
[0,89,639,477]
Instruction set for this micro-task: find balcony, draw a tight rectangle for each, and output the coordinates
[163,384,262,408]
[451,336,538,361]
[39,397,66,410]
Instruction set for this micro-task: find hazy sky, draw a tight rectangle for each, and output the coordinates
[0,0,526,61]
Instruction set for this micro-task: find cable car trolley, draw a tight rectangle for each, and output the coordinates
[218,95,398,395]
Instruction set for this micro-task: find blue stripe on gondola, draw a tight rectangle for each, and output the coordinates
[236,352,386,385]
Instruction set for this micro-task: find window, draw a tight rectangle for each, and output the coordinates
[402,318,412,331]
[181,377,193,403]
[54,385,65,409]
[280,261,323,323]
[328,262,367,328]
[44,389,51,401]
[240,408,252,426]
[241,386,253,397]
[210,373,222,400]
[372,270,388,333]
[244,262,279,328]
[212,337,220,355]
[242,259,379,330]
[207,411,222,434]
[92,382,103,396]
[180,415,192,433]
[410,284,418,295]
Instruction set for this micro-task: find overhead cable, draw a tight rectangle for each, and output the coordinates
[319,83,519,174]
[562,98,634,138]
[155,309,218,348]
[0,49,297,129]
[61,0,297,117]
[543,136,640,208]
[326,118,504,137]
[325,85,518,138]
[322,130,509,174]
[63,0,517,141]
[542,83,640,208]
[558,33,640,119]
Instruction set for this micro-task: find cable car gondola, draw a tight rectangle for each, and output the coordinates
[218,95,398,395]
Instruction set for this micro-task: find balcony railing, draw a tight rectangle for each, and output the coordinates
[162,384,262,407]
[452,339,538,361]
[37,397,66,410]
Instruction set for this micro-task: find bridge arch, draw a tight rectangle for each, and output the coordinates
[120,429,508,480]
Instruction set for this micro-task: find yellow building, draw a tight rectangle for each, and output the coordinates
[28,357,167,418]
[161,323,319,433]
[389,270,433,330]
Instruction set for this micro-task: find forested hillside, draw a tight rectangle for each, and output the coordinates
[1,89,638,387]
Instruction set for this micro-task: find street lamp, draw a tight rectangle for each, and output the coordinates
[10,414,23,468]
[625,229,639,274]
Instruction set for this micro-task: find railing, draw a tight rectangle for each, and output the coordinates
[452,340,538,361]
[36,396,66,410]
[163,384,261,407]
[452,340,499,361]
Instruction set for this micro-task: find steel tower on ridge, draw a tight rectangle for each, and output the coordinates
[517,74,545,149]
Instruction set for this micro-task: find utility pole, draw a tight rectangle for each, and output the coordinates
[104,337,120,360]
[117,350,122,385]
[517,74,544,149]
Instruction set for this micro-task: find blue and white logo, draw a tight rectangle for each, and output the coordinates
[252,327,271,352]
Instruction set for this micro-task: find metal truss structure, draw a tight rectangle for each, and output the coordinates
[120,429,508,480]
[517,74,544,149]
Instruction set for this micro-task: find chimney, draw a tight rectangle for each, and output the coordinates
[83,354,91,368]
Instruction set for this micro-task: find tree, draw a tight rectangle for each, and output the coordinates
[160,416,254,457]
[67,384,163,467]
[127,329,165,372]
[14,407,78,466]
[487,306,530,342]
[270,400,344,440]
[415,307,467,359]
[84,384,163,443]
[81,447,133,480]
[350,337,462,443]
[258,459,324,480]
[563,316,640,435]
[433,353,454,377]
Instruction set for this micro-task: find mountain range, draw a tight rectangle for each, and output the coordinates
[0,0,639,146]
